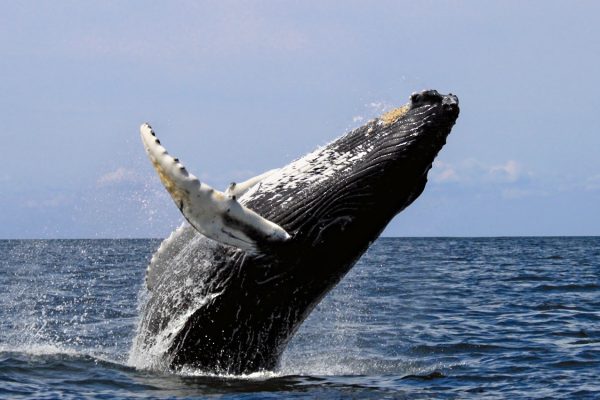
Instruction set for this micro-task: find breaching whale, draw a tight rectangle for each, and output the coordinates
[131,90,460,374]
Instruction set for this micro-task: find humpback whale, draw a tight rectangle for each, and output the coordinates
[131,90,460,374]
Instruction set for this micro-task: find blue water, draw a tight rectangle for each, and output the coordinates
[0,237,599,399]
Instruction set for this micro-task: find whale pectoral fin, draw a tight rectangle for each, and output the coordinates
[140,123,290,252]
[224,168,279,198]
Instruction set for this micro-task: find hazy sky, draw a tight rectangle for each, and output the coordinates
[1,1,599,238]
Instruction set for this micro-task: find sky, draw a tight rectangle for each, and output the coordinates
[1,1,599,238]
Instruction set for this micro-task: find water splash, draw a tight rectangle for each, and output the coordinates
[1,238,453,382]
[0,240,149,365]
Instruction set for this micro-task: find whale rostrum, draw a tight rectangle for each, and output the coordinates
[140,123,290,252]
[132,90,460,374]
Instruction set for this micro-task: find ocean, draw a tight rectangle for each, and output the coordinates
[0,237,598,399]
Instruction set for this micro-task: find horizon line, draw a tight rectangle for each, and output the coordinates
[1,235,598,241]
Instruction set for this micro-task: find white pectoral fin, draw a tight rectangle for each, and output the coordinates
[140,123,290,252]
[224,168,279,198]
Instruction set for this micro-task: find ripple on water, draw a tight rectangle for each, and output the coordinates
[0,237,599,398]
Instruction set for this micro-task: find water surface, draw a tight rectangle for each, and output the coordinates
[1,237,599,398]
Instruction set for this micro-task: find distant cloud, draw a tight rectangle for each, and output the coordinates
[433,165,600,199]
[97,168,141,187]
[489,160,521,183]
[432,159,529,185]
[585,174,600,191]
[432,161,460,183]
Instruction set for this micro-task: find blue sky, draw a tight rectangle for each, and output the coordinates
[1,1,599,238]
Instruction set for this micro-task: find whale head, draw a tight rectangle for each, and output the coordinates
[134,89,459,374]
[245,89,459,263]
[234,89,459,313]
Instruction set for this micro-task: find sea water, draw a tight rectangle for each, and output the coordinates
[0,237,598,399]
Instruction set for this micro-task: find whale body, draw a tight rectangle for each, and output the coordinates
[131,90,460,374]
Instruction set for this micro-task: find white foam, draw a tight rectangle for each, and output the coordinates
[0,343,79,357]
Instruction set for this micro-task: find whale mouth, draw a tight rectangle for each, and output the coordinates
[402,89,460,150]
[409,89,459,122]
[377,90,459,143]
[410,89,459,109]
[379,90,458,128]
[373,89,459,165]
